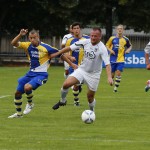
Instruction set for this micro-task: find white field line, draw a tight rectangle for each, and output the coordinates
[49,138,150,143]
[0,95,11,99]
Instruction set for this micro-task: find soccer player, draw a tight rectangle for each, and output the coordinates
[61,25,73,79]
[144,41,150,91]
[50,27,113,112]
[65,22,90,106]
[8,29,75,118]
[106,24,132,92]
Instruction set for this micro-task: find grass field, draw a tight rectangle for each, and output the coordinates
[0,66,150,150]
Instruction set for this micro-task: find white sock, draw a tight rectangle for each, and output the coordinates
[60,88,69,103]
[88,99,96,111]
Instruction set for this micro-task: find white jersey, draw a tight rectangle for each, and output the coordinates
[144,42,150,53]
[70,39,110,74]
[61,33,73,45]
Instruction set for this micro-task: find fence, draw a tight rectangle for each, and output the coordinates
[0,33,150,65]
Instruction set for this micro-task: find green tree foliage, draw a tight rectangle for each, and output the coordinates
[0,0,150,38]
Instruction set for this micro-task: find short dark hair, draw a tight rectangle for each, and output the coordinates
[29,29,39,36]
[92,27,102,33]
[72,22,81,29]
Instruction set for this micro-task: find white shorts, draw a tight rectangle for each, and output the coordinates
[64,61,69,70]
[70,68,101,91]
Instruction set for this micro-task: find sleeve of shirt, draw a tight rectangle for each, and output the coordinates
[17,42,30,50]
[126,39,132,48]
[70,40,84,51]
[144,42,150,53]
[101,44,110,65]
[106,37,113,49]
[61,36,68,45]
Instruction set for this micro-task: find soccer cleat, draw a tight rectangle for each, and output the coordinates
[8,113,23,118]
[23,103,34,115]
[52,101,66,110]
[145,86,150,92]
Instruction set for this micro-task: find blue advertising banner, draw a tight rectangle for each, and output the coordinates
[125,50,146,68]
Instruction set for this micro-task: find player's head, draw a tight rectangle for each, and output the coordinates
[71,22,81,37]
[116,24,124,36]
[90,27,102,45]
[28,29,40,46]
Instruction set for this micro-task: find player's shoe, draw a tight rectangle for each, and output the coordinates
[145,86,150,92]
[8,113,23,118]
[113,86,117,92]
[23,103,34,115]
[52,101,67,110]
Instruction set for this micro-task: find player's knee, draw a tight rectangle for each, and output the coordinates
[63,81,71,89]
[15,91,22,99]
[24,84,32,92]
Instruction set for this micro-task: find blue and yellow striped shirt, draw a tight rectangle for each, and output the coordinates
[17,42,58,72]
[66,35,90,65]
[106,36,132,63]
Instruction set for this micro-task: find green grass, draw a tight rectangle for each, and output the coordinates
[0,66,150,150]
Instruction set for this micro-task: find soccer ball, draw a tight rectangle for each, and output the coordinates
[81,110,95,124]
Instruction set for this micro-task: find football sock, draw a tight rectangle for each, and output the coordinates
[72,90,79,102]
[60,88,69,103]
[114,76,121,88]
[88,99,96,111]
[26,91,33,105]
[14,95,23,115]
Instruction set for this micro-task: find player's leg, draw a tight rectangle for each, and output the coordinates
[114,63,124,92]
[84,71,100,111]
[72,84,80,106]
[8,76,30,118]
[52,76,80,110]
[87,89,96,111]
[68,66,81,106]
[23,74,48,114]
[52,68,83,110]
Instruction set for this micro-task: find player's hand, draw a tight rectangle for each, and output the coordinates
[108,77,113,86]
[110,50,115,55]
[125,51,130,54]
[71,63,78,70]
[70,56,76,62]
[20,29,28,36]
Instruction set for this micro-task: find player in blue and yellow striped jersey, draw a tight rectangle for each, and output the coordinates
[65,22,90,106]
[8,29,75,118]
[106,24,132,92]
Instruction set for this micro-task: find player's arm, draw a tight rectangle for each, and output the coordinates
[106,37,115,55]
[125,45,132,54]
[145,53,149,65]
[63,53,76,62]
[50,46,71,59]
[11,29,28,47]
[105,64,113,86]
[144,42,150,65]
[60,54,78,70]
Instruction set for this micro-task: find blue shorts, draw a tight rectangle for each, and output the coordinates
[111,62,124,73]
[69,67,74,75]
[17,71,48,93]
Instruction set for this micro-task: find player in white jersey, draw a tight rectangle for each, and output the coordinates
[51,27,113,112]
[144,42,150,91]
[61,25,73,78]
